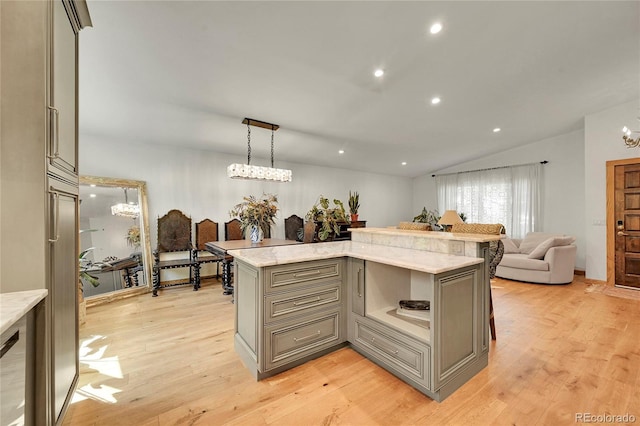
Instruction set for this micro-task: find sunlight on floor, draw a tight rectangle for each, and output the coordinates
[70,384,122,404]
[69,335,123,405]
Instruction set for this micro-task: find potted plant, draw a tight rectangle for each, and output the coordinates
[348,191,360,222]
[126,225,141,249]
[230,193,279,243]
[78,247,100,325]
[413,208,466,231]
[413,207,441,230]
[305,196,348,241]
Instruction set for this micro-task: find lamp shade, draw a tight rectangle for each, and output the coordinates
[437,210,464,226]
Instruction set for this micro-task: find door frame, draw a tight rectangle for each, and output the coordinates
[606,157,640,286]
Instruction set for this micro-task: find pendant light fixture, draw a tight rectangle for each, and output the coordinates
[227,118,292,182]
[111,188,140,218]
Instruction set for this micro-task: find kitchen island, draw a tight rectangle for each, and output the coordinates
[229,228,500,402]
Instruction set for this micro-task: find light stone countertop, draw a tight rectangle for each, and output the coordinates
[351,227,503,242]
[228,241,484,274]
[0,289,48,334]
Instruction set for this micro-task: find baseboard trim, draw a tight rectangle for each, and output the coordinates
[574,269,585,276]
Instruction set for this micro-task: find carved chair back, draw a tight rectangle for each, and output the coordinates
[225,219,243,241]
[284,214,304,241]
[195,219,218,250]
[157,209,192,252]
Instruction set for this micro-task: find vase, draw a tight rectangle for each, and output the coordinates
[350,214,359,222]
[249,225,263,243]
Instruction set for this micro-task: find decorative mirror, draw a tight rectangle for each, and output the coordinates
[79,176,152,304]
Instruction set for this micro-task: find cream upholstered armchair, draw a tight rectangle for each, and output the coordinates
[496,232,576,284]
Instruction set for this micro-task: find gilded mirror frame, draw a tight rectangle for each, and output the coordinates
[79,175,152,305]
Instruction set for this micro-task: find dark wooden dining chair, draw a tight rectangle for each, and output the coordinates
[225,219,243,241]
[195,219,222,279]
[284,214,304,241]
[152,209,199,296]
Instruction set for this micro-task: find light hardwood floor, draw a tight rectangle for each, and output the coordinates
[63,276,640,426]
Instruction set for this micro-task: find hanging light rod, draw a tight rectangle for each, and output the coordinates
[242,118,279,131]
[227,117,292,182]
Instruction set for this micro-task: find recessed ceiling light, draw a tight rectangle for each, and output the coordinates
[493,128,501,133]
[89,194,96,198]
[430,22,443,34]
[401,162,407,166]
[374,69,384,78]
[90,184,96,187]
[431,97,441,105]
[338,149,345,154]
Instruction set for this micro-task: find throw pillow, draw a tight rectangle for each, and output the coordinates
[518,232,561,255]
[502,238,520,254]
[527,236,575,259]
[398,221,431,231]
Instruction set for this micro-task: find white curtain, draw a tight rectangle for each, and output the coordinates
[435,163,542,238]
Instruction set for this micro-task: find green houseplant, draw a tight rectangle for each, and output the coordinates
[126,225,141,249]
[79,247,100,289]
[306,196,348,241]
[348,191,360,222]
[413,207,466,231]
[230,193,279,242]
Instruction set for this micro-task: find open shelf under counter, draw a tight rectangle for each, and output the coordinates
[367,306,430,344]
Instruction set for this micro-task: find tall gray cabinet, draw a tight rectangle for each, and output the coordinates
[0,1,92,424]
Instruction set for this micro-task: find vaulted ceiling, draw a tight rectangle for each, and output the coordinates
[79,1,640,177]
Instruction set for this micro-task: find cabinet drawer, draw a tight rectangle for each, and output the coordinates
[265,259,343,294]
[264,281,341,324]
[353,318,430,389]
[264,310,341,371]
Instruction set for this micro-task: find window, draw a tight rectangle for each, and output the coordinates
[436,163,542,238]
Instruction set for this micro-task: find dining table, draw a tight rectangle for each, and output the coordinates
[204,239,302,297]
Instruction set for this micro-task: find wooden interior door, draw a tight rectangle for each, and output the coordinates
[615,163,640,288]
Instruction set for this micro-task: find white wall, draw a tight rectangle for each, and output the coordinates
[412,130,586,270]
[79,137,414,248]
[585,99,640,281]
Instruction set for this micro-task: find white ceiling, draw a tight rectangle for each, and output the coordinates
[79,1,640,178]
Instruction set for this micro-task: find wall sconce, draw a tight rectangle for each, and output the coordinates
[622,126,640,148]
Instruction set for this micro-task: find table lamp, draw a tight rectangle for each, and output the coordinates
[437,210,464,231]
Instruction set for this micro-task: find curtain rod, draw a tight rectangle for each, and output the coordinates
[431,160,548,178]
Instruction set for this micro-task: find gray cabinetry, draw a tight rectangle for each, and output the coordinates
[49,0,78,177]
[264,308,342,371]
[352,316,431,390]
[349,257,365,317]
[1,316,28,425]
[347,259,486,402]
[234,258,347,379]
[48,177,79,419]
[1,1,91,424]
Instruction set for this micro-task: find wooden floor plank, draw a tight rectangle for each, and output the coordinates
[63,277,640,425]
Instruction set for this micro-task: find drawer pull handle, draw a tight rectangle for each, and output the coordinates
[370,337,399,355]
[357,268,362,297]
[293,330,321,342]
[47,106,60,159]
[293,296,321,306]
[293,269,321,278]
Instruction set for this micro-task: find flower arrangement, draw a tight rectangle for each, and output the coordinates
[230,193,279,238]
[126,225,141,248]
